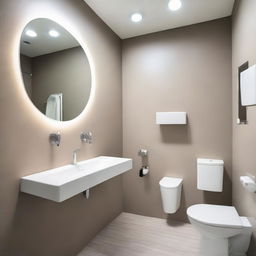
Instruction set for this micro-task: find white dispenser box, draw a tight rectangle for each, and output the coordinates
[197,158,224,192]
[156,112,187,125]
[240,65,256,106]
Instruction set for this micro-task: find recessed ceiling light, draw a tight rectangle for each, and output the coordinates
[131,13,143,23]
[26,30,37,37]
[49,30,60,37]
[168,0,182,11]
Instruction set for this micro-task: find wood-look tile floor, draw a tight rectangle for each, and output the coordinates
[77,212,200,256]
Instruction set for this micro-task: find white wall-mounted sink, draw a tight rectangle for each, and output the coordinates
[20,156,132,202]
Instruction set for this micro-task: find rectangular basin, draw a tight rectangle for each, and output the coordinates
[20,156,132,202]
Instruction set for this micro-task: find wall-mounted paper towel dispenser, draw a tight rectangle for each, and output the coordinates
[240,64,256,106]
[156,112,187,125]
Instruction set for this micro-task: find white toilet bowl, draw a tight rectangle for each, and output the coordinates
[187,204,252,256]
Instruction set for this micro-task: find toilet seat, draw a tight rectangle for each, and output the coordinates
[187,204,242,229]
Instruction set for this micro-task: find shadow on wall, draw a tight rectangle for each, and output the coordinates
[3,177,121,256]
[249,231,256,255]
[166,216,187,227]
[203,167,232,206]
[4,193,89,256]
[139,169,152,194]
[159,119,191,144]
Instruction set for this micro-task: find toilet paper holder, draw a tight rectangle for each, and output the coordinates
[139,166,149,177]
[240,173,256,193]
[138,149,149,177]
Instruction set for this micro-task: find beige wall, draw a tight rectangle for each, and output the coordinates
[31,47,91,121]
[0,0,122,256]
[122,18,232,222]
[2,0,256,255]
[232,0,256,254]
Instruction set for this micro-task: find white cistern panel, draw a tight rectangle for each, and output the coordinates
[197,158,224,192]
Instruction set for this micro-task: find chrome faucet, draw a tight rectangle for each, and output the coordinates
[80,132,92,144]
[72,149,80,165]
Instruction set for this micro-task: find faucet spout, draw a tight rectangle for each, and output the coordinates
[72,149,80,165]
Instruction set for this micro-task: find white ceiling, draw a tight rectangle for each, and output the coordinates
[84,0,235,39]
[20,18,79,57]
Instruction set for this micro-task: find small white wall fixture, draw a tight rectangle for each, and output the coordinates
[240,64,256,106]
[197,158,224,192]
[156,112,187,125]
[240,175,256,193]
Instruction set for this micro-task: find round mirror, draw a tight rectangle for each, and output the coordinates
[19,18,92,121]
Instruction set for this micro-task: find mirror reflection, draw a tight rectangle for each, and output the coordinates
[20,18,92,121]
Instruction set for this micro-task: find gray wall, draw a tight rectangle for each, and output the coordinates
[122,18,232,222]
[20,54,32,98]
[31,46,91,121]
[0,0,122,255]
[232,0,256,254]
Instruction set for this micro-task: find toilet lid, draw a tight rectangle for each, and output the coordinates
[187,204,242,229]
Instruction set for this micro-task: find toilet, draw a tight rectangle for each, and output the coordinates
[187,159,252,256]
[187,204,252,256]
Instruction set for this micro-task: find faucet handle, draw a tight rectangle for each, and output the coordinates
[49,132,61,146]
[81,132,92,144]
